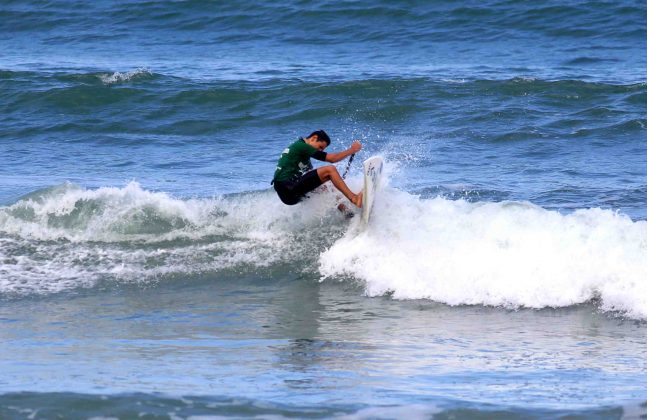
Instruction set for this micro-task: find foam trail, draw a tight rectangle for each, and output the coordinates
[320,186,647,319]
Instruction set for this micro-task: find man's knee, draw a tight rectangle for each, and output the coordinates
[323,165,339,175]
[318,165,338,178]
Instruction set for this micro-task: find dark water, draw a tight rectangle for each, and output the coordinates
[2,0,647,418]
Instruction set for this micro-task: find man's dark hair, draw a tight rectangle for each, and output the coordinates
[308,130,331,146]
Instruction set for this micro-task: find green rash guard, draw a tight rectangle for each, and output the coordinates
[273,138,327,182]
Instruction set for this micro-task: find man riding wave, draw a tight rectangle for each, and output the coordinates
[272,130,363,208]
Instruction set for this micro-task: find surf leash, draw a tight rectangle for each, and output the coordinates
[342,153,355,179]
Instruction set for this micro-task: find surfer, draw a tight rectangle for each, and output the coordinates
[272,130,363,208]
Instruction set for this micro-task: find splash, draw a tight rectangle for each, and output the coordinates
[320,185,647,319]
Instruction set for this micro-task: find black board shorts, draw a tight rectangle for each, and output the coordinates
[273,169,323,205]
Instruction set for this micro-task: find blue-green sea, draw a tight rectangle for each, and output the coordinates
[2,1,647,418]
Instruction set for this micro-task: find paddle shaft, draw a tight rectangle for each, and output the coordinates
[341,153,355,179]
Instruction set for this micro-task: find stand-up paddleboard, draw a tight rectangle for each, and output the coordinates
[361,156,384,225]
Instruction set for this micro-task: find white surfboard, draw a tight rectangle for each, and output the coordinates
[361,156,384,225]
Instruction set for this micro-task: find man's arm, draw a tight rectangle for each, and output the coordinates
[325,140,362,163]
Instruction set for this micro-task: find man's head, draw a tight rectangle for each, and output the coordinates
[305,130,331,151]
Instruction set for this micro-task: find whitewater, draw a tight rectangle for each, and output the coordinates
[3,165,647,320]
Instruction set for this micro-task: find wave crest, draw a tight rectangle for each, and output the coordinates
[99,67,153,84]
[1,182,210,242]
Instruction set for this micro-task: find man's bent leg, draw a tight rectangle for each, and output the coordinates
[316,166,363,208]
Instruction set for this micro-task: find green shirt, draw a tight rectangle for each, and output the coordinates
[273,138,321,182]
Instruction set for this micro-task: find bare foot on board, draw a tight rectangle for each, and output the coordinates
[351,192,363,208]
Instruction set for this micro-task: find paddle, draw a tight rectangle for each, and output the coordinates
[341,153,355,179]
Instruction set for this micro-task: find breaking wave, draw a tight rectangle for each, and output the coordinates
[0,181,350,296]
[320,180,647,319]
[2,177,647,320]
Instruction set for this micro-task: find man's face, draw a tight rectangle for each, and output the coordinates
[307,135,328,151]
[314,139,328,151]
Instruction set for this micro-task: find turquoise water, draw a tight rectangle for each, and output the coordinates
[1,0,647,418]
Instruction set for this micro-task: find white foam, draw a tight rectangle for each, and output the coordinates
[0,181,346,244]
[0,181,348,295]
[99,67,152,84]
[320,185,647,319]
[6,179,647,319]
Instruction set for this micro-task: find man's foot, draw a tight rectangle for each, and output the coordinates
[351,192,363,208]
[337,203,355,219]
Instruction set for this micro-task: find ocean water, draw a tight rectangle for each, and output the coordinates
[2,0,647,418]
